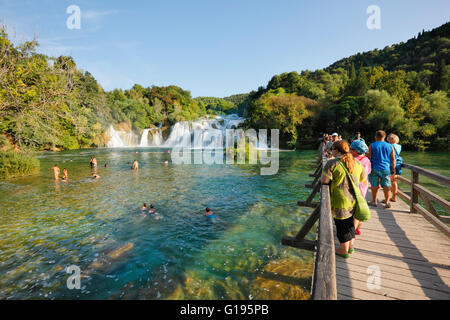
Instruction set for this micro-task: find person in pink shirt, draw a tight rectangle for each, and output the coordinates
[350,140,371,235]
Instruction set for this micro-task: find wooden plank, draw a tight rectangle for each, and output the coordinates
[396,175,411,185]
[352,239,450,265]
[336,262,450,294]
[337,283,396,300]
[355,227,450,246]
[397,189,411,204]
[311,185,337,300]
[281,237,316,251]
[336,274,435,300]
[297,201,319,208]
[413,203,450,237]
[294,206,320,241]
[336,267,449,299]
[403,163,450,187]
[414,183,450,212]
[354,232,450,254]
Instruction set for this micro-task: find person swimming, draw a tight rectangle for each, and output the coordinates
[92,173,100,179]
[61,168,68,181]
[141,203,148,210]
[52,165,60,180]
[148,204,155,214]
[204,207,215,217]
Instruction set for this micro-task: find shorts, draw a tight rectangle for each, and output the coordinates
[334,217,355,243]
[369,168,391,188]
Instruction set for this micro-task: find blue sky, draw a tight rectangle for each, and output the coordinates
[1,0,449,97]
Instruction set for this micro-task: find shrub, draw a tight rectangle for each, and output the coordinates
[0,151,40,179]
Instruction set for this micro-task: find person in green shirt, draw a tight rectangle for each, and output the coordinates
[321,140,366,258]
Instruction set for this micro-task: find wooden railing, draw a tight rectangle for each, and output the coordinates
[396,163,450,237]
[282,157,337,300]
[282,148,450,300]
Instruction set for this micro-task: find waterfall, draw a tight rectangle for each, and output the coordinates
[106,114,247,148]
[106,125,138,148]
[140,129,150,147]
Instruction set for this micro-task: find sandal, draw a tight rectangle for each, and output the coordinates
[384,203,391,209]
[336,252,350,259]
[348,248,355,254]
[368,201,377,207]
[390,198,397,202]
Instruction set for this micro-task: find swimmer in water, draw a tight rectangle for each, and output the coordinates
[61,168,68,181]
[204,207,214,216]
[52,165,60,180]
[90,157,97,168]
[92,173,100,179]
[148,204,156,214]
[141,203,147,210]
[132,159,139,170]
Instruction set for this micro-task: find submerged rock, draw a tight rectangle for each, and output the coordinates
[250,258,313,300]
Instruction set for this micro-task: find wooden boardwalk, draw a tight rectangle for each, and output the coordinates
[335,190,450,300]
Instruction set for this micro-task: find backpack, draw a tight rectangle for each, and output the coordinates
[338,160,371,222]
[391,146,403,175]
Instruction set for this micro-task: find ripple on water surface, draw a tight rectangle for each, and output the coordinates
[0,148,317,299]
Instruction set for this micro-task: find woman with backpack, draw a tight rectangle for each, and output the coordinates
[387,133,403,203]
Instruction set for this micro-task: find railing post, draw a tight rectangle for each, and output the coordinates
[410,170,419,213]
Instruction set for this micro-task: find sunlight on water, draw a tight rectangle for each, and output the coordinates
[0,148,317,299]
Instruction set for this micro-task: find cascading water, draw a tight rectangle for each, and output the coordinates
[106,114,272,149]
[106,125,139,148]
[139,129,150,147]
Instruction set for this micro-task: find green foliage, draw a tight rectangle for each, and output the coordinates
[245,88,311,149]
[194,97,237,115]
[0,151,39,179]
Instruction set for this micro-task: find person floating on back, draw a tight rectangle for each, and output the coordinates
[132,160,139,170]
[367,130,396,209]
[52,165,60,180]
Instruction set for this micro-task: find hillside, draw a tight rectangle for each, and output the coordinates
[326,22,450,79]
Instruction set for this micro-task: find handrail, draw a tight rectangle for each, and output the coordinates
[311,184,337,300]
[397,162,450,237]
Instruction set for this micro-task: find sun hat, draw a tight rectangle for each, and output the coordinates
[331,133,339,137]
[350,140,369,154]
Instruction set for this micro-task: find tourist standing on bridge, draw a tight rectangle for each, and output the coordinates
[321,140,366,259]
[387,133,402,203]
[367,130,396,208]
[325,133,339,158]
[350,140,371,235]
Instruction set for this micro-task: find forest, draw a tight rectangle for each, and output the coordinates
[0,22,449,154]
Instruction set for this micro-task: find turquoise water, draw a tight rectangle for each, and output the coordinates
[0,148,317,299]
